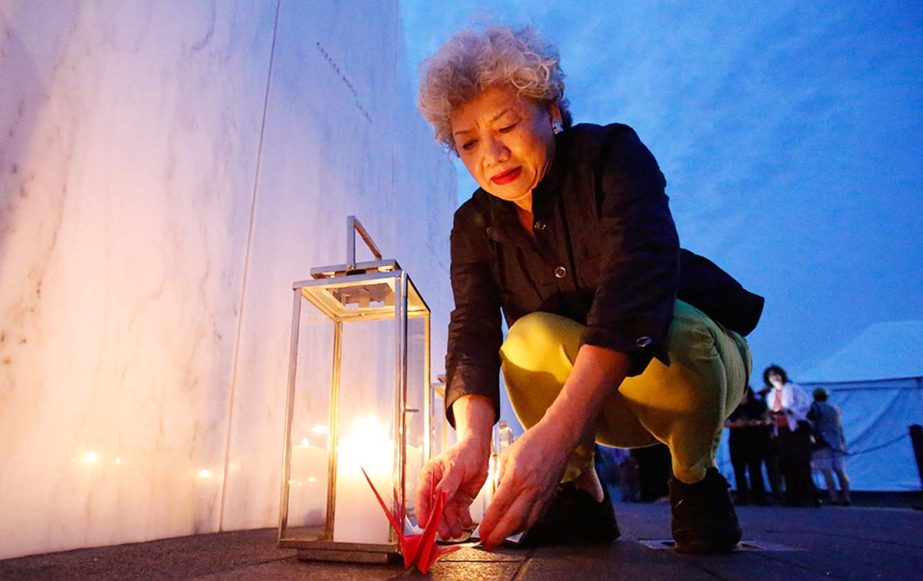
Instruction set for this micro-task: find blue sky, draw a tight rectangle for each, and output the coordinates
[399,1,923,384]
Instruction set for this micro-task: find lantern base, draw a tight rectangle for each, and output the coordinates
[295,548,401,564]
[280,539,401,564]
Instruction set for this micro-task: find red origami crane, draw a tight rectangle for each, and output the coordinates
[361,467,463,573]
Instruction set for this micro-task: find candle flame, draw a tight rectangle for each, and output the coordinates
[338,416,392,474]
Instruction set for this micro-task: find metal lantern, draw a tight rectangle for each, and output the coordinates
[278,216,431,563]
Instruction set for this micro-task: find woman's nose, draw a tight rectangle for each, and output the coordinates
[484,137,509,165]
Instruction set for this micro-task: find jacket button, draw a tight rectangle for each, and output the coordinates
[533,220,547,232]
[554,266,567,279]
[635,336,653,348]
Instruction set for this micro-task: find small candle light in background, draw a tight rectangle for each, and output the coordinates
[193,467,221,501]
[71,450,103,466]
[290,435,327,493]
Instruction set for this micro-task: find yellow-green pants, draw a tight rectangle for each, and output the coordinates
[499,301,752,484]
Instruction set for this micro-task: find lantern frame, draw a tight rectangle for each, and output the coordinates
[278,216,431,563]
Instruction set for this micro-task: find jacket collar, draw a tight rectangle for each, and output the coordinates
[531,131,567,211]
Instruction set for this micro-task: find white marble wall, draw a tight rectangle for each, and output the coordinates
[0,0,455,559]
[220,0,456,530]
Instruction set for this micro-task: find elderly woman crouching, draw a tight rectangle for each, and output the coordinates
[413,26,764,553]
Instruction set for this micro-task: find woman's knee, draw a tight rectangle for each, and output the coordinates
[667,301,749,412]
[501,312,581,367]
[506,311,558,343]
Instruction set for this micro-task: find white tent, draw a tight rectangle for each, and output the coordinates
[800,376,922,491]
[798,320,923,491]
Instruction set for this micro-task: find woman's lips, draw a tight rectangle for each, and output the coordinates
[490,167,522,185]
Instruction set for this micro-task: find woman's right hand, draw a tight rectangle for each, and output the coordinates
[415,436,490,540]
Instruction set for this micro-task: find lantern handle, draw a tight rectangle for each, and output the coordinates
[347,215,382,270]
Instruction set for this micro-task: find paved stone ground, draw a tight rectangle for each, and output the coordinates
[2,503,920,580]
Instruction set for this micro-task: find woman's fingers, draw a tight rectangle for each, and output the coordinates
[525,496,547,530]
[415,460,442,526]
[421,455,467,538]
[478,473,519,547]
[435,458,462,499]
[482,493,535,549]
[415,441,491,538]
[459,500,474,530]
[442,500,464,539]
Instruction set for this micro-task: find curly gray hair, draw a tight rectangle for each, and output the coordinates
[417,26,572,153]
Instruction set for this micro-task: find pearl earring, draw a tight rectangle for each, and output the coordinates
[552,120,564,135]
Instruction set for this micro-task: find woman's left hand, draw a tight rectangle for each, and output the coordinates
[477,418,575,549]
[476,344,628,549]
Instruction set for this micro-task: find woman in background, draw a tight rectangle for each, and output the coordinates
[764,364,817,506]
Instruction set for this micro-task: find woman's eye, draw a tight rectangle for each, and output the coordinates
[462,139,477,151]
[499,123,517,133]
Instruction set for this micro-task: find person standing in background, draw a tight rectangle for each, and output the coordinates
[808,388,851,505]
[756,384,783,503]
[764,365,817,506]
[725,386,771,505]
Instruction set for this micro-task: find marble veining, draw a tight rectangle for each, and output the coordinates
[0,0,278,559]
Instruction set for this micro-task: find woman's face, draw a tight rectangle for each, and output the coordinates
[768,371,783,388]
[450,86,559,210]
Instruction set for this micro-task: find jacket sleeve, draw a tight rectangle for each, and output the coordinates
[444,202,503,428]
[788,384,812,422]
[581,125,680,375]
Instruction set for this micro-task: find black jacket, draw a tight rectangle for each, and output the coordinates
[445,123,764,425]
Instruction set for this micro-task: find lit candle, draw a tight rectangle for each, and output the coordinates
[333,416,394,544]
